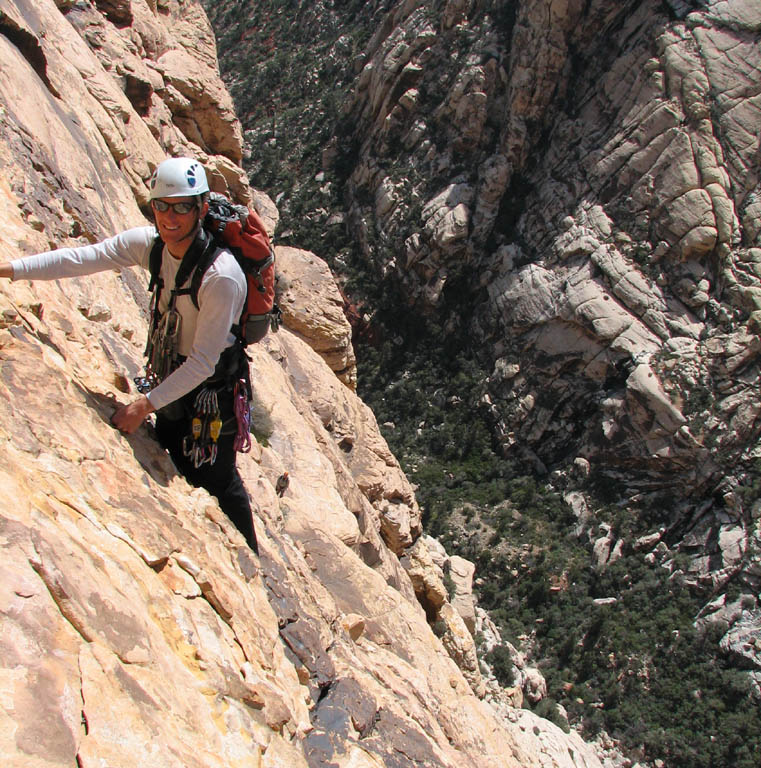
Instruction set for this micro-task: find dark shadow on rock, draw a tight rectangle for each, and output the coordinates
[258,549,337,703]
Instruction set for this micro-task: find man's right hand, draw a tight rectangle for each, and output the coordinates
[111,396,156,434]
[0,263,13,279]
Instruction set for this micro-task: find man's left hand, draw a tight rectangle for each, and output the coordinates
[111,396,156,434]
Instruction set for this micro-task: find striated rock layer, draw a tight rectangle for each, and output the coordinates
[0,2,607,766]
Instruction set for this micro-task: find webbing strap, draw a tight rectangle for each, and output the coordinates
[149,229,218,311]
[186,233,224,309]
[173,228,214,296]
[148,237,164,293]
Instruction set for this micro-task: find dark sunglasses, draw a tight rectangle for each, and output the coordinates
[151,199,197,214]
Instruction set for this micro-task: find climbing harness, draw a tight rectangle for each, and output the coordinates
[233,378,252,454]
[182,387,223,467]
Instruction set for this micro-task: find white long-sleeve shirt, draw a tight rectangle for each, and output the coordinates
[11,226,247,410]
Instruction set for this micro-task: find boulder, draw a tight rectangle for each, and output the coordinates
[448,555,477,635]
[275,246,357,388]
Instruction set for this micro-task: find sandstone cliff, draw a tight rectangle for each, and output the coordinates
[0,2,607,766]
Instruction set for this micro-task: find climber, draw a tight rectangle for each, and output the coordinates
[0,157,258,555]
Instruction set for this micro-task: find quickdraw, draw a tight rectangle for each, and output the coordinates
[135,299,182,393]
[182,387,223,467]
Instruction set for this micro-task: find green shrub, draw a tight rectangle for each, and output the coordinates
[533,698,570,733]
[485,644,515,687]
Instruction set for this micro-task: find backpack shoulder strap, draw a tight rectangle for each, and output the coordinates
[186,230,223,309]
[169,228,218,306]
[148,236,164,294]
[173,229,207,291]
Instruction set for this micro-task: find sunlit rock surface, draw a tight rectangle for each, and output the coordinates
[0,1,609,766]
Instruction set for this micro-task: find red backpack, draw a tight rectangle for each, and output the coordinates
[148,193,281,345]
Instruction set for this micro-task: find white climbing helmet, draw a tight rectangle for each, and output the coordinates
[149,157,209,199]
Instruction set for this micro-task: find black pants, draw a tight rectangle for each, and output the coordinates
[154,386,258,555]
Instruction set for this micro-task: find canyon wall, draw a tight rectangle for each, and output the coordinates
[340,0,761,617]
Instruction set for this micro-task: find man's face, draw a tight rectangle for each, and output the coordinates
[151,196,201,251]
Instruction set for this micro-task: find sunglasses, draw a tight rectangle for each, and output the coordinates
[151,199,198,214]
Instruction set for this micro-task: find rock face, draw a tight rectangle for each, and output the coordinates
[338,0,761,600]
[344,0,759,468]
[402,536,484,697]
[0,2,597,766]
